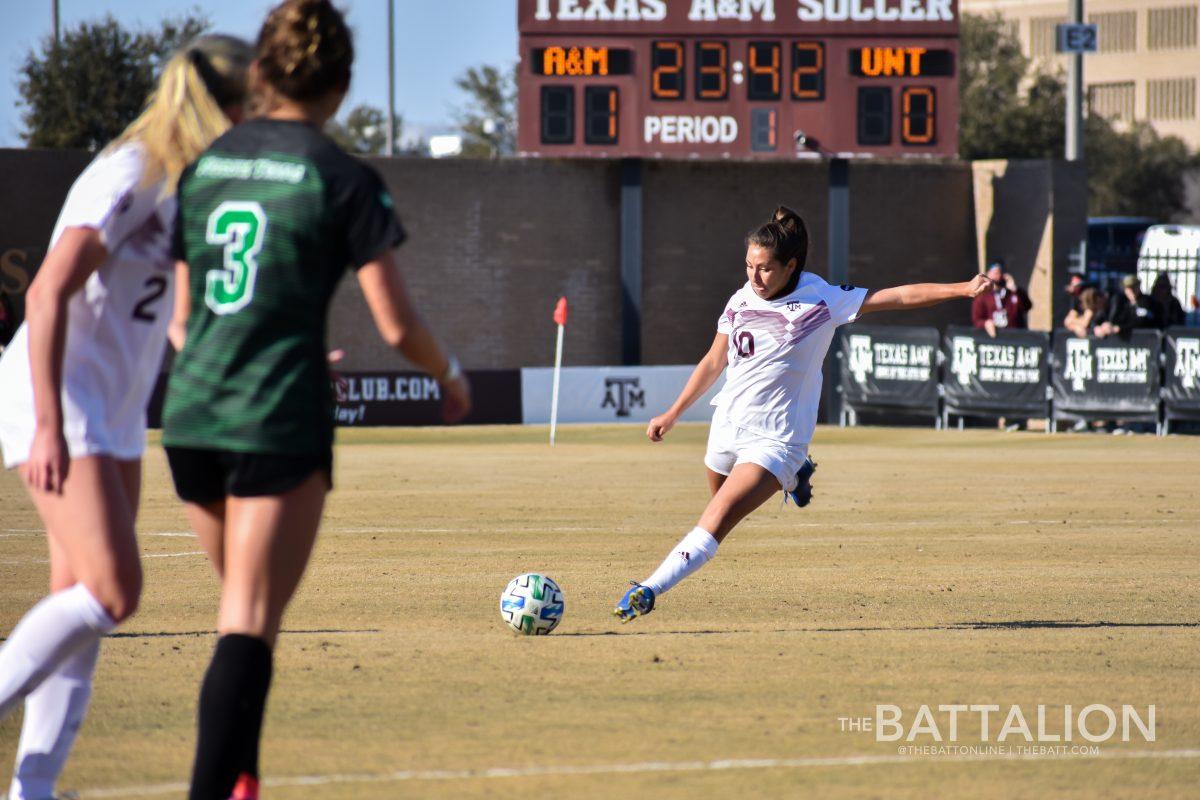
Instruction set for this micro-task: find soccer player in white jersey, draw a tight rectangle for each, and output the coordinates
[0,37,252,799]
[614,206,991,622]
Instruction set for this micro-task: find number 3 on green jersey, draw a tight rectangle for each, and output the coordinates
[205,201,267,315]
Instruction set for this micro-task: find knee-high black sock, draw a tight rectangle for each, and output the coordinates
[188,634,273,800]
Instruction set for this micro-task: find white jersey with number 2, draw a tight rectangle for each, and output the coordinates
[0,143,176,468]
[713,272,867,445]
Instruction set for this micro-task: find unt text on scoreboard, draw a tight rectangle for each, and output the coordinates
[517,0,960,158]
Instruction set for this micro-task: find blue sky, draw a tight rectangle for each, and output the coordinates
[0,0,518,147]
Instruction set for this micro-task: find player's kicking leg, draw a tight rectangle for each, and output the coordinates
[613,463,781,622]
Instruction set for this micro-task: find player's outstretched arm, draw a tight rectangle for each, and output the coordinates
[357,250,471,423]
[647,332,728,442]
[858,274,992,316]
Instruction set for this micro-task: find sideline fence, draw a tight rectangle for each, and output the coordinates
[836,325,1200,435]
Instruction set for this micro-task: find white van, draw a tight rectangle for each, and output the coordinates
[1137,225,1200,326]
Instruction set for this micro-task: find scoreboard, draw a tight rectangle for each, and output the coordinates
[517,0,960,158]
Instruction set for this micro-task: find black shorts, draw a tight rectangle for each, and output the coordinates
[165,446,332,505]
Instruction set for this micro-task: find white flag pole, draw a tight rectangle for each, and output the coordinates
[549,322,565,446]
[549,296,568,446]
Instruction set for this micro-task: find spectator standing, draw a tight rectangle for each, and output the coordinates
[1064,274,1089,314]
[1150,273,1186,328]
[1095,275,1158,338]
[972,260,1032,336]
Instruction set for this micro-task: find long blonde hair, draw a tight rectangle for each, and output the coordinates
[111,35,253,194]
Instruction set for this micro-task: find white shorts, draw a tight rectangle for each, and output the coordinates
[0,404,147,469]
[0,347,148,469]
[703,410,809,492]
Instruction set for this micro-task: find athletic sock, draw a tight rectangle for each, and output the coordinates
[8,638,100,800]
[0,584,115,721]
[188,634,273,800]
[642,527,720,596]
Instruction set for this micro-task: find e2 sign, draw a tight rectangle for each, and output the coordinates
[1055,23,1098,54]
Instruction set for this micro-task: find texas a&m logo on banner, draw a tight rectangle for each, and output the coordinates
[848,335,874,383]
[601,377,646,417]
[1175,338,1200,390]
[951,336,977,385]
[1063,339,1093,392]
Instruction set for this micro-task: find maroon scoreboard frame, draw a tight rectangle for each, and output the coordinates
[517,0,960,159]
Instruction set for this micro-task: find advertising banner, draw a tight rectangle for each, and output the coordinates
[1163,327,1200,421]
[941,325,1049,418]
[149,370,522,428]
[1051,330,1161,421]
[838,325,939,415]
[521,365,722,424]
[333,370,521,426]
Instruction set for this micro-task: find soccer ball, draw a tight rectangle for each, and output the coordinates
[500,573,564,635]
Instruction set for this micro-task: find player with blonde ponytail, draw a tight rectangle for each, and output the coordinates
[0,34,252,800]
[110,36,252,195]
[614,206,994,622]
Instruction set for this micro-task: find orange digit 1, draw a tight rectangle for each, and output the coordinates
[607,87,618,139]
[584,86,619,145]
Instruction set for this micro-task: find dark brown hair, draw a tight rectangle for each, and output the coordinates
[747,206,809,293]
[1150,272,1174,299]
[256,0,353,102]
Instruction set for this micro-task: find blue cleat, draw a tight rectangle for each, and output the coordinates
[785,456,817,508]
[613,581,656,623]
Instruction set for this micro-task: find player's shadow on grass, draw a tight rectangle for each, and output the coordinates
[104,628,382,639]
[560,620,1199,637]
[950,620,1200,630]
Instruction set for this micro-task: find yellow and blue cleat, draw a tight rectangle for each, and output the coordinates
[613,581,656,623]
[785,456,817,508]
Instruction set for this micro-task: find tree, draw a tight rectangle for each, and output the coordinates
[453,64,517,157]
[960,12,1199,219]
[18,14,208,150]
[1087,122,1199,220]
[325,104,408,155]
[958,13,1063,160]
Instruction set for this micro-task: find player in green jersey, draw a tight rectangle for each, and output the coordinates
[0,36,252,800]
[163,2,470,798]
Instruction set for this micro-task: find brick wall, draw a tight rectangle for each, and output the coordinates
[336,157,623,370]
[0,149,92,319]
[0,149,1076,371]
[641,159,828,364]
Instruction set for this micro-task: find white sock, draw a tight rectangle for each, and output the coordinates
[0,584,115,721]
[642,527,719,596]
[8,639,99,800]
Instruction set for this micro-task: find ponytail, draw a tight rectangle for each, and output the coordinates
[110,34,253,196]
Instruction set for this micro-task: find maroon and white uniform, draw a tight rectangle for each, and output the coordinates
[706,272,867,489]
[0,143,175,468]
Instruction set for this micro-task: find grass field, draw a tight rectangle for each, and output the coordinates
[1,424,1198,799]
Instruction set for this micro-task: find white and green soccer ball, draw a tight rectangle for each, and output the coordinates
[500,573,564,635]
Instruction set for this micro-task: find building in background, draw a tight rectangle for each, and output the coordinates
[961,0,1199,149]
